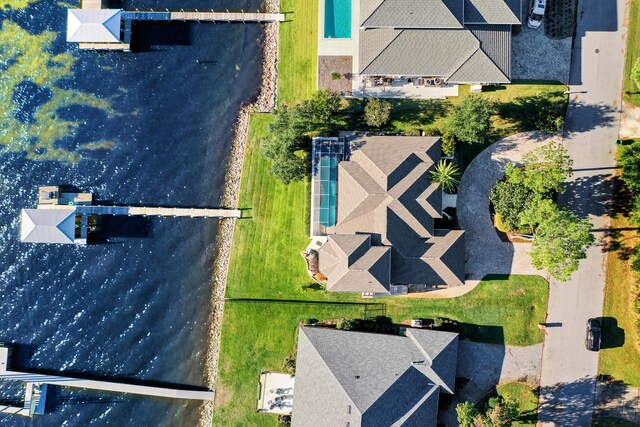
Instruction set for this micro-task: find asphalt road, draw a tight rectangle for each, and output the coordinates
[537,0,628,425]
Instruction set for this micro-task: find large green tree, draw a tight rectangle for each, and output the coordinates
[505,141,573,194]
[530,208,594,281]
[364,98,392,127]
[261,90,342,184]
[446,94,492,144]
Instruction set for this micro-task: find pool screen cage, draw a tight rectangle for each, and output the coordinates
[310,137,347,237]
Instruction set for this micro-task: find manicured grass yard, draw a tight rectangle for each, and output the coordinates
[623,0,640,107]
[277,0,318,103]
[497,382,538,426]
[598,150,640,387]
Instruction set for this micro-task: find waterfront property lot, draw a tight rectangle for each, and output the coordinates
[213,114,549,425]
[623,0,640,107]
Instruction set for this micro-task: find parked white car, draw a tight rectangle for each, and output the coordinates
[527,0,547,29]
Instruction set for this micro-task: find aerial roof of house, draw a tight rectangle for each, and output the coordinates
[66,9,122,43]
[358,0,522,83]
[291,327,459,427]
[317,135,465,292]
[20,208,76,244]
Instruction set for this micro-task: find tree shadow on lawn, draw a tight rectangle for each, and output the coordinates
[342,98,449,133]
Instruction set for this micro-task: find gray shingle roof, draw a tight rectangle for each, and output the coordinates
[291,327,459,427]
[318,235,392,293]
[447,48,509,83]
[357,0,520,83]
[323,135,465,288]
[463,0,521,23]
[361,0,464,28]
[360,29,479,76]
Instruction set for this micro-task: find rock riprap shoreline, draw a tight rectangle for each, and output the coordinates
[199,1,280,424]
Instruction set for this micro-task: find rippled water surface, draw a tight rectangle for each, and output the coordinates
[0,0,262,425]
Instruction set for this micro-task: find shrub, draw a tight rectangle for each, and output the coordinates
[336,318,360,331]
[331,71,341,80]
[403,128,422,136]
[446,94,492,144]
[364,98,392,127]
[441,130,456,157]
[619,142,640,192]
[430,160,460,193]
[490,179,536,231]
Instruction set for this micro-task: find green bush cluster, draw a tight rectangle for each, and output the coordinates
[490,142,594,282]
[260,90,342,184]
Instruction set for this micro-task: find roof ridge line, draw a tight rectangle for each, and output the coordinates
[466,26,511,80]
[361,0,387,27]
[445,39,481,81]
[360,29,404,74]
[301,328,365,413]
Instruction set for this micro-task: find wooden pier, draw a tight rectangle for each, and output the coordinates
[169,11,285,22]
[38,204,241,219]
[0,346,214,405]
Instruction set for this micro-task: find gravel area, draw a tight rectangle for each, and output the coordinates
[439,341,543,426]
[318,56,353,95]
[512,25,572,84]
[457,131,553,281]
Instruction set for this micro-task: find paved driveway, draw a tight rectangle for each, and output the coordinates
[537,0,628,425]
[439,341,543,426]
[457,131,553,281]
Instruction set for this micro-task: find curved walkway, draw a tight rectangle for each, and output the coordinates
[457,131,553,282]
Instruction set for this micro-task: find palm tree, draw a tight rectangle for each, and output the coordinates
[430,160,460,193]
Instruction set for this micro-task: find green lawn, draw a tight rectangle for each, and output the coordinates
[497,382,538,426]
[598,150,640,387]
[623,0,640,107]
[277,0,318,103]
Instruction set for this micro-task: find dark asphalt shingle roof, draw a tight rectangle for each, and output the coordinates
[361,0,464,28]
[291,327,459,427]
[357,0,521,83]
[322,135,466,288]
[463,0,521,23]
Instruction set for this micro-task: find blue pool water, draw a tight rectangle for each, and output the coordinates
[324,0,352,38]
[319,157,338,226]
[0,0,263,425]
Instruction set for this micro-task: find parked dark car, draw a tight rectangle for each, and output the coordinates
[586,318,602,351]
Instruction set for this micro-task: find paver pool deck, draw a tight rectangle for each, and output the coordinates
[457,131,553,282]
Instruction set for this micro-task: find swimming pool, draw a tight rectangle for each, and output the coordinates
[324,0,352,38]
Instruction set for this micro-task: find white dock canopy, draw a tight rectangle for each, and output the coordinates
[20,209,76,244]
[67,9,122,43]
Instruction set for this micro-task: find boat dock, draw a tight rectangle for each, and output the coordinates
[69,1,285,50]
[20,186,241,245]
[0,345,213,417]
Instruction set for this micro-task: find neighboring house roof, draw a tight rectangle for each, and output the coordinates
[67,9,122,43]
[319,135,465,288]
[291,327,459,427]
[20,209,76,244]
[358,0,520,83]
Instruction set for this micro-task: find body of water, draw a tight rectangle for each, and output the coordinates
[0,0,262,425]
